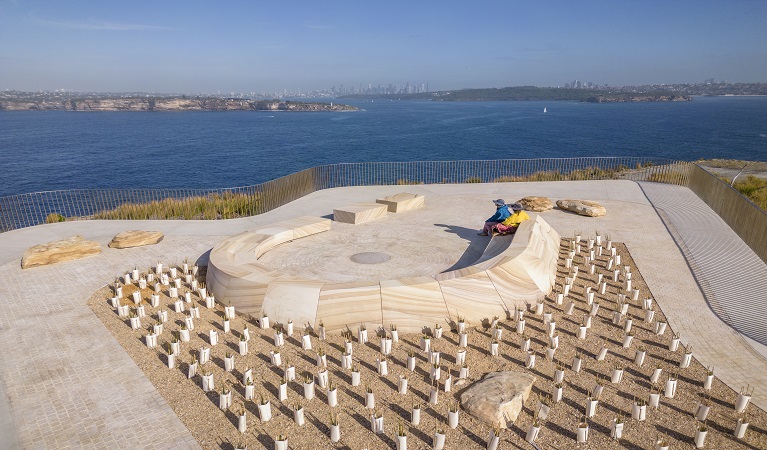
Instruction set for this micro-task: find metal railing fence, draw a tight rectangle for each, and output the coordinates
[0,157,690,232]
[315,157,690,188]
[688,163,767,265]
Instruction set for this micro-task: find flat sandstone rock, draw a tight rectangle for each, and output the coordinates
[375,192,425,213]
[556,199,607,217]
[518,196,553,212]
[109,230,164,249]
[333,203,388,224]
[460,371,535,428]
[22,235,101,269]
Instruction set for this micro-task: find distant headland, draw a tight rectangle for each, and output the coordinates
[340,86,693,103]
[0,97,359,112]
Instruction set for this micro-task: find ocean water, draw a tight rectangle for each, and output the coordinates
[1,96,766,197]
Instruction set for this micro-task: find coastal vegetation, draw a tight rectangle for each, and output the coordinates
[392,162,678,187]
[727,175,767,210]
[341,86,692,102]
[697,159,767,210]
[492,165,640,182]
[91,192,258,220]
[698,159,767,172]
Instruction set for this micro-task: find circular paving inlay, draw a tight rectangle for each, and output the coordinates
[257,196,491,282]
[350,251,391,264]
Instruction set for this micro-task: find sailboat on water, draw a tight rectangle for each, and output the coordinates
[543,107,547,113]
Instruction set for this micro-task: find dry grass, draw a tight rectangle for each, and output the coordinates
[732,175,767,210]
[693,159,767,211]
[45,213,66,223]
[395,179,424,185]
[92,192,259,220]
[698,159,767,171]
[645,170,687,184]
[493,166,633,183]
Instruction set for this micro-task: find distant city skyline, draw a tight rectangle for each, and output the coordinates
[1,0,766,93]
[8,79,764,103]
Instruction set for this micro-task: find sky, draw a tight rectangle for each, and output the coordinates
[1,0,766,93]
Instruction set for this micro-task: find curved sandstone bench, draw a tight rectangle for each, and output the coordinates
[207,215,560,333]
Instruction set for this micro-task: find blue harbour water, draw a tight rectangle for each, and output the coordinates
[0,96,766,197]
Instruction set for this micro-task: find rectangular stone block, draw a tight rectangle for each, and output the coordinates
[376,193,425,213]
[333,202,388,224]
[282,216,332,239]
[252,216,330,258]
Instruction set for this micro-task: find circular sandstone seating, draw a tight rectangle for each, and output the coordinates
[207,215,560,333]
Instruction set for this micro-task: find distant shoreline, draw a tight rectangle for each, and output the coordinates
[0,98,359,112]
[708,94,767,97]
[340,87,693,103]
[343,96,692,103]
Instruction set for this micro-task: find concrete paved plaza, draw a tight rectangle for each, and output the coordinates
[0,180,765,448]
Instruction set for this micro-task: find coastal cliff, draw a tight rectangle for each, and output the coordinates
[341,86,693,103]
[0,98,359,112]
[585,94,691,103]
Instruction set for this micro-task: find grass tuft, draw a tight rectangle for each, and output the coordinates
[45,213,66,223]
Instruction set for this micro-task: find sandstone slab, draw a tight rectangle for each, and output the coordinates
[22,235,101,269]
[333,202,388,224]
[108,230,164,249]
[556,199,607,217]
[376,192,425,213]
[518,196,553,212]
[459,371,535,428]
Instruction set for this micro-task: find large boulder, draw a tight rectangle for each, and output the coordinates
[21,235,101,269]
[556,199,607,217]
[109,230,164,249]
[517,196,553,212]
[460,371,535,428]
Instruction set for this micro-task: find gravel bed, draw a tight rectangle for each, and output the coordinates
[88,240,767,449]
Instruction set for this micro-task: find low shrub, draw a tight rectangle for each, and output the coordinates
[45,213,66,223]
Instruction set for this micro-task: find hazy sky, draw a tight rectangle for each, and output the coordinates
[1,0,766,93]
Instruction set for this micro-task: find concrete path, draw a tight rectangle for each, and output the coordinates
[639,182,767,357]
[639,182,767,390]
[0,180,765,448]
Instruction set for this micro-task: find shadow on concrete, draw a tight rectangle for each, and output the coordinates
[433,223,488,272]
[194,248,212,267]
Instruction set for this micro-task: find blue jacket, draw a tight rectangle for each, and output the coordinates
[486,205,511,222]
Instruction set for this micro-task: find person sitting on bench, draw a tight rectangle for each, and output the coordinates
[478,199,511,236]
[491,203,529,235]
